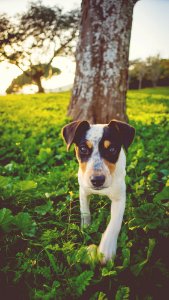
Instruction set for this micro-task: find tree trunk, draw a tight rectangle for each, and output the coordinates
[138,77,142,89]
[152,80,157,88]
[68,0,138,124]
[37,78,44,93]
[34,76,44,93]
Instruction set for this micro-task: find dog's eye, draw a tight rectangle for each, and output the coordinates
[108,146,117,155]
[79,145,90,155]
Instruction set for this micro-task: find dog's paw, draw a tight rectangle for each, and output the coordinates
[85,244,115,266]
[81,214,91,228]
[97,245,115,265]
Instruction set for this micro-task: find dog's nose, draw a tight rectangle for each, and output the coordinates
[90,175,105,188]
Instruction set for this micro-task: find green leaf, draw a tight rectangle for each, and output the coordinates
[44,249,58,273]
[115,286,130,300]
[77,270,94,296]
[14,212,36,237]
[131,239,156,276]
[130,259,147,276]
[86,244,99,268]
[0,208,14,232]
[98,292,108,300]
[154,186,169,202]
[71,270,94,296]
[147,238,156,260]
[37,148,52,163]
[160,169,169,176]
[0,176,10,189]
[34,200,53,215]
[16,180,37,191]
[122,248,130,268]
[102,267,117,277]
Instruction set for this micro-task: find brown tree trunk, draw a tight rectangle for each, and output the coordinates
[138,77,142,90]
[68,0,138,123]
[36,77,44,93]
[33,75,44,93]
[152,80,157,88]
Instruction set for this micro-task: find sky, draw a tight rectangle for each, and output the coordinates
[0,0,169,94]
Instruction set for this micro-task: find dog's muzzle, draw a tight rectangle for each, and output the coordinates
[90,175,105,188]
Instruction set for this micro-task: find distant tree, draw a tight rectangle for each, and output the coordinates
[128,57,169,89]
[147,55,162,87]
[0,3,79,93]
[6,64,61,94]
[159,59,169,86]
[127,59,137,89]
[129,60,147,89]
[68,0,138,123]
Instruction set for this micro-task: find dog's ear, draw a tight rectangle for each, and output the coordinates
[62,120,90,151]
[108,119,135,151]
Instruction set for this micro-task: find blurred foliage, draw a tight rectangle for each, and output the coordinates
[129,56,169,89]
[0,88,169,299]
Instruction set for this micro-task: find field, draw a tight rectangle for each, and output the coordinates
[0,88,169,300]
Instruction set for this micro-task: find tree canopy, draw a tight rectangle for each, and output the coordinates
[0,2,79,93]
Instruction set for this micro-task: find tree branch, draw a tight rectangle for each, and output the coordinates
[47,29,77,66]
[1,50,31,77]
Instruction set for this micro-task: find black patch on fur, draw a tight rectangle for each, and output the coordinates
[62,120,90,150]
[75,131,92,163]
[108,120,135,151]
[99,126,122,163]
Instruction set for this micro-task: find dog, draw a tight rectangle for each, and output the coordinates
[62,119,135,264]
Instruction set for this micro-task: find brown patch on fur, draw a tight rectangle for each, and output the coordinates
[75,145,79,158]
[79,162,87,173]
[104,159,116,173]
[104,140,111,149]
[86,140,93,149]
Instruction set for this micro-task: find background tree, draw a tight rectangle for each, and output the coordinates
[0,3,79,93]
[133,60,147,89]
[6,64,61,94]
[128,57,169,89]
[68,0,138,123]
[160,59,169,86]
[147,55,162,88]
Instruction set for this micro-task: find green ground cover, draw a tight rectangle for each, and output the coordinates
[0,88,169,299]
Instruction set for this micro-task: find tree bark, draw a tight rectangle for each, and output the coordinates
[68,0,138,123]
[34,76,44,93]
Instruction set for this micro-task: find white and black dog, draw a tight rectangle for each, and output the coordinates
[62,119,135,263]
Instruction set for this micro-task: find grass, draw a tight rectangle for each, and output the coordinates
[0,87,169,300]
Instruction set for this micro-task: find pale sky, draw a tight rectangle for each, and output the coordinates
[130,0,169,59]
[0,0,169,94]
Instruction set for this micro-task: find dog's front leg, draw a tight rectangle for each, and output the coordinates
[79,187,91,227]
[98,196,125,264]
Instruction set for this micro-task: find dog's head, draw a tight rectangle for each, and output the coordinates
[62,120,135,190]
